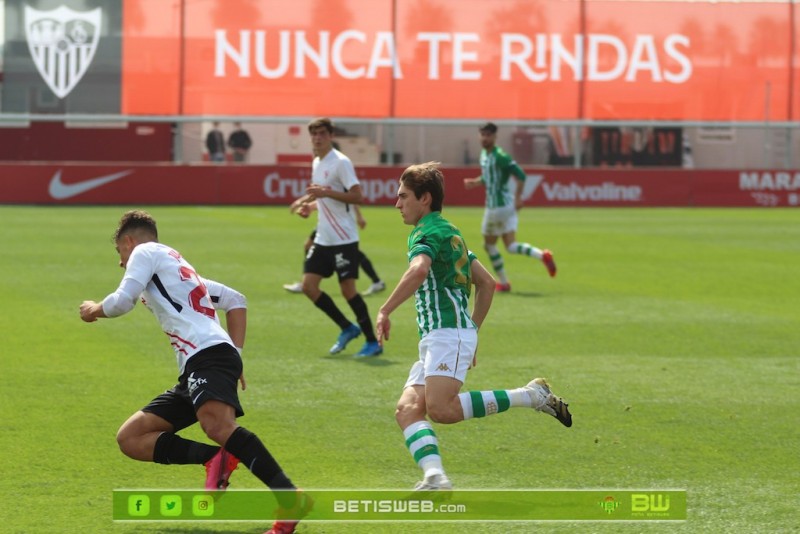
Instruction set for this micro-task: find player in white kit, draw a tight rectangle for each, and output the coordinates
[291,117,382,358]
[79,210,311,534]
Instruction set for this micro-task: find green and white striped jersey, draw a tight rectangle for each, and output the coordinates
[407,212,478,338]
[479,145,527,208]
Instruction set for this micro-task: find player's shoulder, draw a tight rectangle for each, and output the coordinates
[332,148,350,159]
[132,241,181,262]
[139,241,173,253]
[130,240,160,257]
[494,146,513,160]
[333,150,357,170]
[416,213,456,240]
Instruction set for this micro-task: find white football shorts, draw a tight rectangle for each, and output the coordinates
[481,205,518,236]
[404,328,478,388]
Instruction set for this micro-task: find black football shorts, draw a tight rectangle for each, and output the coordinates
[304,242,360,282]
[142,343,244,432]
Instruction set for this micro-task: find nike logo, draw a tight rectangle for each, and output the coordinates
[48,169,134,200]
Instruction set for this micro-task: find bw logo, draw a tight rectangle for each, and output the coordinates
[631,493,670,513]
[24,5,101,99]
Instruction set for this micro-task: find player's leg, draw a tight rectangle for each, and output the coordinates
[117,411,182,461]
[195,399,241,489]
[197,403,313,532]
[396,373,450,490]
[421,329,572,427]
[482,209,510,289]
[337,245,381,357]
[196,400,238,446]
[118,387,218,465]
[457,377,572,428]
[192,347,313,524]
[424,376,466,424]
[502,228,557,278]
[358,249,386,295]
[305,271,351,330]
[303,245,360,353]
[419,328,473,425]
[397,330,472,489]
[484,234,510,288]
[339,276,381,357]
[284,232,316,292]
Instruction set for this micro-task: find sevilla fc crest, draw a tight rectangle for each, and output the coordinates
[24,5,101,99]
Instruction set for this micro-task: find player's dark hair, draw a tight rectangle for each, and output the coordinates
[308,117,334,134]
[114,210,158,242]
[479,122,498,134]
[399,161,444,212]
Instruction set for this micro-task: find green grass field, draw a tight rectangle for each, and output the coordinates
[2,206,798,533]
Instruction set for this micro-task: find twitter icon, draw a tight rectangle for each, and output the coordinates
[160,495,182,516]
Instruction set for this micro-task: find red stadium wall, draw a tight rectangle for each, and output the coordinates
[1,163,797,207]
[0,123,173,162]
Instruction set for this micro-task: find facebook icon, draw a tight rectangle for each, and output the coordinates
[128,495,150,516]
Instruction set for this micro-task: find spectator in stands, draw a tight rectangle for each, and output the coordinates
[228,122,253,163]
[205,122,226,163]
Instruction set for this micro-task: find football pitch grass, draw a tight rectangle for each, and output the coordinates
[1,205,797,533]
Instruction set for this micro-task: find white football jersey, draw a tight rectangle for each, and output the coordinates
[121,242,235,374]
[312,149,360,246]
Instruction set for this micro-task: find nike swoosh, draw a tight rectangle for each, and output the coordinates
[49,169,134,200]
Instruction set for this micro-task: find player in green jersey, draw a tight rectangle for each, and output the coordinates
[376,162,572,491]
[464,122,557,292]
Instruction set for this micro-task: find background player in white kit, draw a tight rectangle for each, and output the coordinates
[290,117,382,358]
[79,210,310,534]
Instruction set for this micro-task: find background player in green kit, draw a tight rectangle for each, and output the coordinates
[376,162,572,490]
[464,122,557,292]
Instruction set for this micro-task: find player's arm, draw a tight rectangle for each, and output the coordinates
[354,205,366,229]
[80,277,145,322]
[307,183,364,205]
[204,279,247,348]
[376,254,431,344]
[509,159,527,210]
[204,278,248,389]
[469,257,495,329]
[463,176,484,190]
[290,194,317,218]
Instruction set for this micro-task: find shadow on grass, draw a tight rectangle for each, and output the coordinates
[502,291,546,298]
[354,356,396,367]
[323,353,398,367]
[155,528,266,534]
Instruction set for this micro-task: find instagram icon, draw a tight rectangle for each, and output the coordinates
[192,495,214,516]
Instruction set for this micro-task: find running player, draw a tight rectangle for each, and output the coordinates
[79,210,311,534]
[463,122,557,292]
[376,163,572,490]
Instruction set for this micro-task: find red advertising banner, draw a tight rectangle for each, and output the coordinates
[119,0,797,121]
[2,163,798,207]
